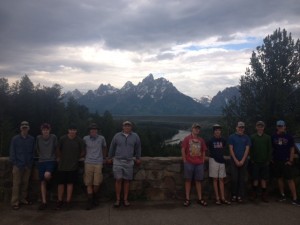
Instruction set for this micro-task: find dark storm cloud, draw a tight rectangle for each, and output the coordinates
[0,0,299,97]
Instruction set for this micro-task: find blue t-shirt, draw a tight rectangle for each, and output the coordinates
[208,137,226,164]
[228,133,251,160]
[271,132,294,162]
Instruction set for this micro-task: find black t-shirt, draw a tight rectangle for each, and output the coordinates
[208,137,227,164]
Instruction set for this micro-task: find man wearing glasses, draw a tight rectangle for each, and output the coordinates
[228,121,251,203]
[271,120,300,205]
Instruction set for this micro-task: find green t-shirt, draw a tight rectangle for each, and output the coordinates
[58,135,85,171]
[250,133,272,163]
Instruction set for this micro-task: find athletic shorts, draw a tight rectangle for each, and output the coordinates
[113,158,134,180]
[38,161,57,181]
[251,162,269,180]
[84,163,103,186]
[209,158,226,178]
[56,170,78,184]
[183,162,204,181]
[272,161,294,180]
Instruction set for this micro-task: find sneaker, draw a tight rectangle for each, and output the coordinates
[279,194,286,202]
[292,199,300,206]
[38,203,47,210]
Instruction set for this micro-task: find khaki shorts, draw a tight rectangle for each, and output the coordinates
[84,163,103,186]
[209,158,226,178]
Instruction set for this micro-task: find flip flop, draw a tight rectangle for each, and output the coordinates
[12,204,20,210]
[197,199,208,207]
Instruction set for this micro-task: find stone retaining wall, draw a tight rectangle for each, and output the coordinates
[0,157,299,203]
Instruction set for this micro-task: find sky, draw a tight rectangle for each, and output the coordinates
[1,0,300,99]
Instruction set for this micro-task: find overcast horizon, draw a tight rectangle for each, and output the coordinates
[1,0,299,98]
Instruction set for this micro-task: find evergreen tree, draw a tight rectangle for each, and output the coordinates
[223,28,300,133]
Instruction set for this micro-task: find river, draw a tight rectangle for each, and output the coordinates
[164,130,191,145]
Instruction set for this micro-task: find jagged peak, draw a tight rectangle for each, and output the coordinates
[142,74,154,83]
[121,81,135,91]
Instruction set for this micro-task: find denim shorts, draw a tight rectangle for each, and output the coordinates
[113,158,134,180]
[184,162,204,181]
[38,161,57,181]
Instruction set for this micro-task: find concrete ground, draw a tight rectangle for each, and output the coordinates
[0,199,299,225]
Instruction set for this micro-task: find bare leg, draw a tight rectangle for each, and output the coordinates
[123,180,130,201]
[195,181,202,200]
[213,178,219,200]
[40,181,47,203]
[185,180,192,200]
[287,180,297,200]
[66,184,73,202]
[115,179,122,201]
[219,178,225,200]
[57,184,64,201]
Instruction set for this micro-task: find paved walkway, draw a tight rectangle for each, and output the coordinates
[0,199,299,225]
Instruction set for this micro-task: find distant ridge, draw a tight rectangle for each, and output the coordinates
[63,74,239,115]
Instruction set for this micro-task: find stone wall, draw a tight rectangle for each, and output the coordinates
[0,157,299,203]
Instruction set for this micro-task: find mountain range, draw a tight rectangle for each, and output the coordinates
[63,74,239,115]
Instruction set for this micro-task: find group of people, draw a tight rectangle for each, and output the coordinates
[8,119,300,211]
[181,120,300,207]
[9,120,141,210]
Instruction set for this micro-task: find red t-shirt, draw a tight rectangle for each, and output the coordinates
[182,134,207,164]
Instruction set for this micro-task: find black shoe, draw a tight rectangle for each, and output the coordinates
[55,201,63,210]
[38,203,47,210]
[86,199,93,210]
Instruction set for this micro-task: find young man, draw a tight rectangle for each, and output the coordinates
[181,123,207,207]
[36,123,58,210]
[250,121,272,202]
[271,120,300,205]
[107,121,141,207]
[83,123,107,210]
[56,124,85,210]
[228,121,251,203]
[9,121,35,210]
[208,124,230,205]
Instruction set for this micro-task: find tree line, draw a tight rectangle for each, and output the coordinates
[0,75,180,156]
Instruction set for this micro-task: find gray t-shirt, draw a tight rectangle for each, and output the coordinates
[36,134,58,162]
[83,135,107,164]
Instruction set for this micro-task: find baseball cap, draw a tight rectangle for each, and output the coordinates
[89,123,99,130]
[256,121,265,127]
[212,124,222,131]
[237,121,245,127]
[123,121,132,126]
[192,123,201,129]
[20,121,30,129]
[276,120,285,126]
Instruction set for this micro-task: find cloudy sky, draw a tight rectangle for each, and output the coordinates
[1,0,299,98]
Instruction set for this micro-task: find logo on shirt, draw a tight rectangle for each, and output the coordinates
[213,141,223,149]
[189,139,201,157]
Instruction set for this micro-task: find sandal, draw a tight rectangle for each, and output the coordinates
[221,199,231,205]
[20,200,33,205]
[183,199,191,207]
[123,200,131,207]
[113,200,121,208]
[12,204,20,210]
[215,199,221,205]
[237,197,243,203]
[197,199,208,207]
